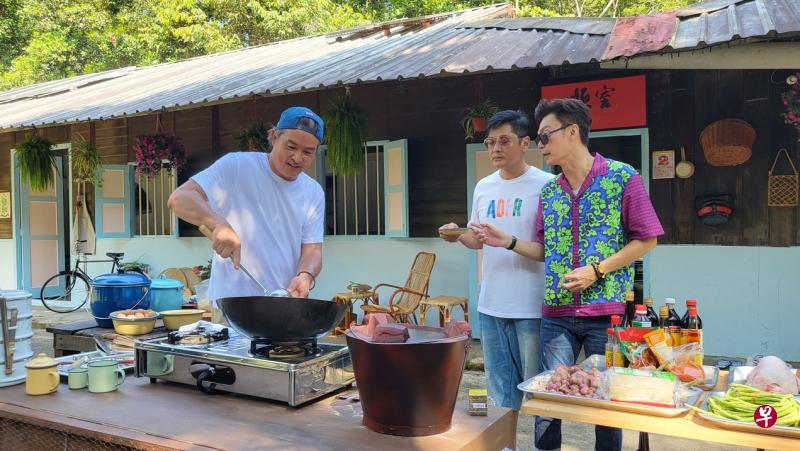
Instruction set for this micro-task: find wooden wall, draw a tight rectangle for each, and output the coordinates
[643,69,799,246]
[1,68,797,245]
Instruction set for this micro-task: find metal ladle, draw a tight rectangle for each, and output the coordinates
[198,225,270,296]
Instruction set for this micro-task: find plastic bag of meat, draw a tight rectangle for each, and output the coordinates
[745,355,800,395]
[544,364,609,399]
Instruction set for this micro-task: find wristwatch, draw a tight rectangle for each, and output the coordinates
[591,262,605,280]
[506,235,518,250]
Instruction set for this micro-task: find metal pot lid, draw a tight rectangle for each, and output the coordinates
[92,272,151,287]
[151,274,183,289]
[25,353,58,369]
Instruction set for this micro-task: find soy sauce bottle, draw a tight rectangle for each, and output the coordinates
[680,299,703,329]
[643,298,659,327]
[621,291,636,327]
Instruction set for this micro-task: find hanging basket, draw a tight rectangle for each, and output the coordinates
[699,119,756,167]
[767,148,799,207]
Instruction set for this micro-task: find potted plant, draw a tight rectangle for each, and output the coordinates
[236,122,271,152]
[323,94,368,176]
[132,133,188,178]
[461,99,498,141]
[15,133,57,191]
[72,136,104,185]
[781,72,800,142]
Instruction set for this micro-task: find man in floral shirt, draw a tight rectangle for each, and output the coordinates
[474,98,663,451]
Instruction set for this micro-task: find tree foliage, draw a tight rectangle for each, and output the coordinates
[0,0,700,90]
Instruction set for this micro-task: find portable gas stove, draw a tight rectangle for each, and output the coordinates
[134,328,354,406]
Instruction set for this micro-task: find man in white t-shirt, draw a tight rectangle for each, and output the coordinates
[167,107,325,313]
[439,110,553,423]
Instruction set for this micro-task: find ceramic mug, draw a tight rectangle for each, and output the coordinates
[25,366,59,395]
[146,352,174,377]
[88,360,125,393]
[68,368,89,389]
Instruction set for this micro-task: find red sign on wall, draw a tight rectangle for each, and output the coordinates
[540,75,647,130]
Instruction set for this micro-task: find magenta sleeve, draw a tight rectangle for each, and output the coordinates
[621,174,665,240]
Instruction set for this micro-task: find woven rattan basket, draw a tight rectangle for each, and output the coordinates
[768,148,799,207]
[700,119,756,166]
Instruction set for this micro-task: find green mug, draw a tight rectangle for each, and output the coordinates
[68,367,89,390]
[88,360,125,393]
[146,352,174,377]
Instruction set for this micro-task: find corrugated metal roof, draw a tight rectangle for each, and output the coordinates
[0,4,613,131]
[670,0,800,50]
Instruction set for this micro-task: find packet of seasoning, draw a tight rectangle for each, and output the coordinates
[643,328,673,367]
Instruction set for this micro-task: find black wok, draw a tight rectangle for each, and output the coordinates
[217,296,347,342]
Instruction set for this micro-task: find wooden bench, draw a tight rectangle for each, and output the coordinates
[46,320,168,356]
[419,296,468,327]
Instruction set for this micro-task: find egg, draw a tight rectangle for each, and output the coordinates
[134,312,144,318]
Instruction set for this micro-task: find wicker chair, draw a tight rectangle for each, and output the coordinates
[360,252,436,324]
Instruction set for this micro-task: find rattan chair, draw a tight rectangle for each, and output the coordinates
[360,252,436,324]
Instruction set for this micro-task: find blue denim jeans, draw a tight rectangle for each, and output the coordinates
[479,313,541,411]
[534,316,622,451]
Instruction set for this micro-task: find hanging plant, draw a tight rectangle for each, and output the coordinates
[15,133,57,191]
[72,136,104,185]
[132,133,188,178]
[323,94,367,176]
[781,72,800,142]
[461,99,498,141]
[236,122,271,153]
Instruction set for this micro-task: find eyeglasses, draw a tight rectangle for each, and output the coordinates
[534,124,574,146]
[483,135,521,149]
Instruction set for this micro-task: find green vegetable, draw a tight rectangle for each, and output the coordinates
[693,383,800,427]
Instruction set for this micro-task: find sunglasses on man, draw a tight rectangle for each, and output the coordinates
[534,123,574,146]
[483,135,523,149]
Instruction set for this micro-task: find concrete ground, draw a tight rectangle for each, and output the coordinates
[29,307,748,451]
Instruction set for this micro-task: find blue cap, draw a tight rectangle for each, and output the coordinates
[276,107,325,142]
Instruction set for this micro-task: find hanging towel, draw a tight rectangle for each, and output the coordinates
[72,184,96,255]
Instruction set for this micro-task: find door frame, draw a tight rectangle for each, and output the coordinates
[465,128,652,338]
[14,143,71,293]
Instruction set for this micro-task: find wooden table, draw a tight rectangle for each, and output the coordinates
[332,291,375,335]
[0,377,515,450]
[520,370,800,451]
[46,320,169,356]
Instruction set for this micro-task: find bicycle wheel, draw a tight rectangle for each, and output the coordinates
[40,271,92,313]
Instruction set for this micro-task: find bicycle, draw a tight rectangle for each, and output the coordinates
[39,239,144,313]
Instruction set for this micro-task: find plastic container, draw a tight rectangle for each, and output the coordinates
[345,326,470,436]
[160,309,204,330]
[110,310,159,335]
[149,275,184,312]
[90,272,151,328]
[1,290,34,388]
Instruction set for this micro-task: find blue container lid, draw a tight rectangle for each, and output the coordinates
[92,272,151,287]
[151,274,183,289]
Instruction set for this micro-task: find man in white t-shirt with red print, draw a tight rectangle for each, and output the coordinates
[439,110,553,426]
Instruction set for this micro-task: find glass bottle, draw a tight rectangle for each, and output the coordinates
[680,299,703,329]
[665,298,682,346]
[632,304,651,328]
[644,298,659,326]
[621,291,636,327]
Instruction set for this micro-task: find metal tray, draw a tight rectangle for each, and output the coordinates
[55,351,135,378]
[519,370,702,418]
[695,391,800,439]
[695,365,720,391]
[727,365,798,387]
